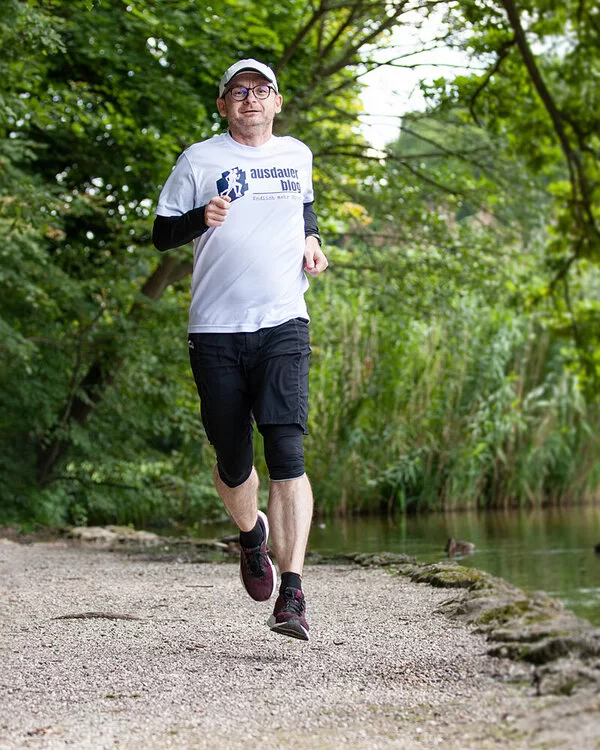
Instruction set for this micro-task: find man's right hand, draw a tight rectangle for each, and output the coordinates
[204,195,231,227]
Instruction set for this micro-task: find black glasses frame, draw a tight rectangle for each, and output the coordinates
[224,84,276,101]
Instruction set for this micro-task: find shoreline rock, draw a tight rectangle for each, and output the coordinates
[340,553,600,697]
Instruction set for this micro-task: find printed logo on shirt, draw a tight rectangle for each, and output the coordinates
[250,168,299,180]
[250,167,301,194]
[216,167,248,201]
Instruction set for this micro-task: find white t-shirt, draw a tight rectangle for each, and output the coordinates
[156,132,314,333]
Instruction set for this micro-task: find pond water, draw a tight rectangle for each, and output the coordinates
[307,505,600,626]
[196,504,600,626]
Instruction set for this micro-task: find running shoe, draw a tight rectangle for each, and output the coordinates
[239,510,277,602]
[268,587,309,641]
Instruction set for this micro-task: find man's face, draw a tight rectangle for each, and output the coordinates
[217,72,283,137]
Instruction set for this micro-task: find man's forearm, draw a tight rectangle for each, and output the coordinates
[303,201,321,244]
[152,208,208,252]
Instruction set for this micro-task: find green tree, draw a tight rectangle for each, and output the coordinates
[432,0,600,382]
[0,0,428,522]
[1,0,598,524]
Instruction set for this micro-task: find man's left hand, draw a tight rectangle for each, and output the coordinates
[304,236,328,277]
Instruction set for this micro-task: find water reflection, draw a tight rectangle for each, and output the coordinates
[306,506,600,625]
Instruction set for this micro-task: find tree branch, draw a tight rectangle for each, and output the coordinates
[468,40,514,127]
[499,0,599,245]
[276,2,328,72]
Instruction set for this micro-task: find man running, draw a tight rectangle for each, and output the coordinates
[153,59,327,641]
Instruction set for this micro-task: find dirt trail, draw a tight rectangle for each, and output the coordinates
[1,538,599,749]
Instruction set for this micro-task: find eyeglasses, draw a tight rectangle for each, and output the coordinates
[224,84,276,101]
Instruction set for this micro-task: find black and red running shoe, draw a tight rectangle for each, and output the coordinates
[239,510,277,602]
[268,587,309,641]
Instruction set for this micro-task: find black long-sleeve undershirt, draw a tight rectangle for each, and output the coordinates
[152,201,321,252]
[152,207,208,252]
[303,201,320,240]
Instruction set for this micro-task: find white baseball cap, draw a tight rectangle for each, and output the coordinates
[218,59,278,97]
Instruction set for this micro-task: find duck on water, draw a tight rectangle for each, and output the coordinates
[445,538,475,557]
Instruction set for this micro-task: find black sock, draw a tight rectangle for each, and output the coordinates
[280,571,302,593]
[239,518,264,548]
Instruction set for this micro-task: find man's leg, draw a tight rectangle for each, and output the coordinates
[214,465,277,602]
[267,473,313,575]
[266,475,312,641]
[188,332,276,602]
[213,465,259,533]
[259,423,312,641]
[251,319,312,640]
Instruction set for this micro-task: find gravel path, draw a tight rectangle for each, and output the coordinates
[1,538,599,749]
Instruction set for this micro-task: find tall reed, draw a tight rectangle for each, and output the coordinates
[305,282,599,514]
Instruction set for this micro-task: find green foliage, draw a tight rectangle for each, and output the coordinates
[307,286,598,513]
[433,0,600,382]
[0,0,419,524]
[0,0,598,525]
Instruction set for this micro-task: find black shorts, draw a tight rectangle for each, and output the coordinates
[188,318,311,485]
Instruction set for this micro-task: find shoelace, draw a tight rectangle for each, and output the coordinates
[243,545,265,576]
[281,588,304,615]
